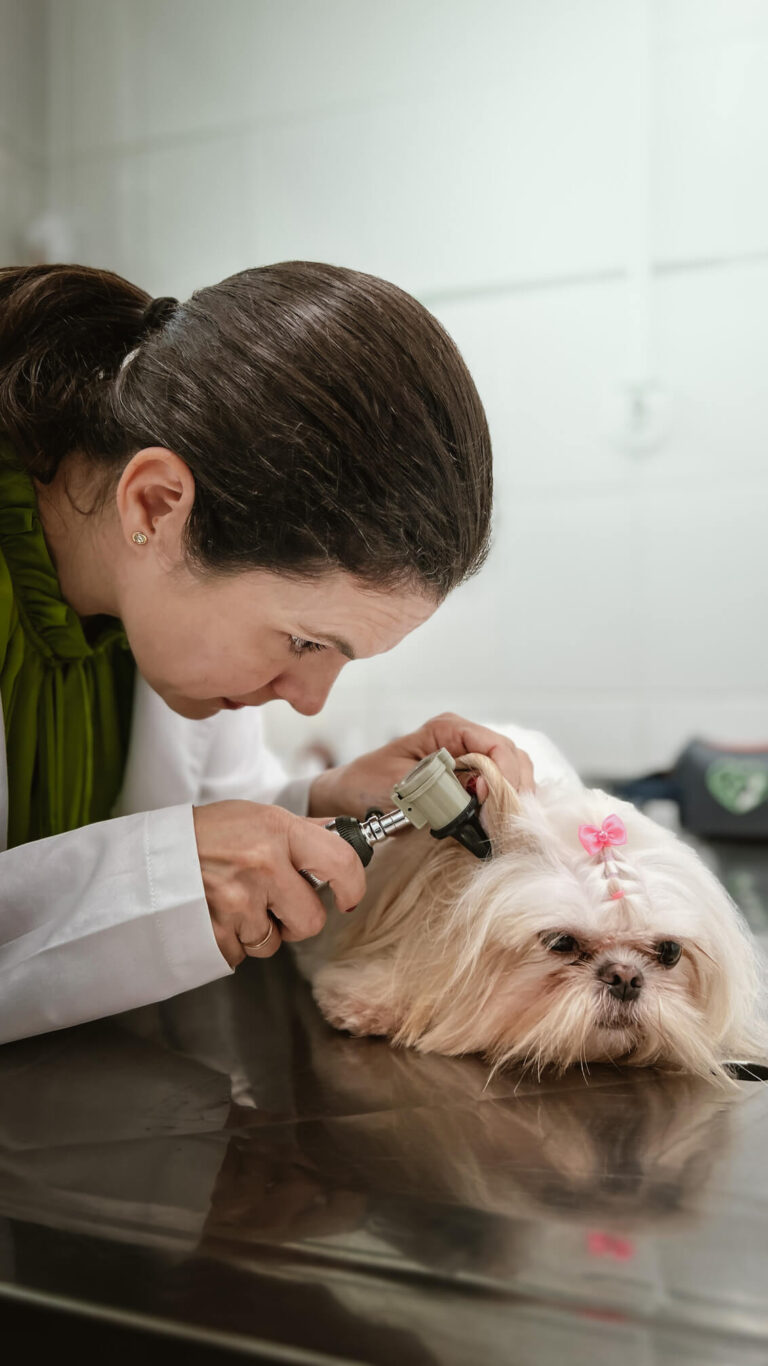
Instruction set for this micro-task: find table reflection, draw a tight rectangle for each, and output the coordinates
[0,948,765,1361]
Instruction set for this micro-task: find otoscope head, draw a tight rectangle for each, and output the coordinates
[390,749,465,830]
[391,748,492,860]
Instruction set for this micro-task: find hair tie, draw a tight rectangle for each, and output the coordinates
[139,295,180,338]
[117,296,180,376]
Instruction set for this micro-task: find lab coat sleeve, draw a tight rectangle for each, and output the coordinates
[0,802,232,1045]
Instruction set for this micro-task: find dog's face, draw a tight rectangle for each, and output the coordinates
[465,800,736,1077]
[456,781,747,1076]
[312,754,767,1084]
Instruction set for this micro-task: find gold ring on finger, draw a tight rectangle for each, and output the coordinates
[240,923,274,952]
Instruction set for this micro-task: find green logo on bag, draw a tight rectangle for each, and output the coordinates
[706,760,768,815]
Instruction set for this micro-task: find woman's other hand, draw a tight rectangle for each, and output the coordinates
[192,801,366,967]
[308,713,535,818]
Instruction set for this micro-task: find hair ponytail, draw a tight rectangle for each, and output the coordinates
[0,264,155,480]
[0,259,492,596]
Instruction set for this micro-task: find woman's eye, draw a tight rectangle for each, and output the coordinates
[657,940,682,967]
[547,934,579,954]
[289,635,326,657]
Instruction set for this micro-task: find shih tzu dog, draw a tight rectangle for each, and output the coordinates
[298,735,768,1086]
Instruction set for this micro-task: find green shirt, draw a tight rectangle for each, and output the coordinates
[0,441,136,848]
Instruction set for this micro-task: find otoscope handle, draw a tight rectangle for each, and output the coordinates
[325,816,374,867]
[299,815,374,891]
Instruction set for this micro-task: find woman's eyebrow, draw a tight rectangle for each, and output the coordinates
[297,628,356,660]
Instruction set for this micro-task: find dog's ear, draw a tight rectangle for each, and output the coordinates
[457,752,532,852]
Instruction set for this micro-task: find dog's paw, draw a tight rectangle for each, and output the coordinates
[312,966,397,1038]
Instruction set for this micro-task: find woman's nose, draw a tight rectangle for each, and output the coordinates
[271,661,344,715]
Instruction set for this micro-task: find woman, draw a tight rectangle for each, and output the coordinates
[0,261,532,1045]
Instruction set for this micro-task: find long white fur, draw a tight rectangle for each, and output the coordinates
[298,746,768,1087]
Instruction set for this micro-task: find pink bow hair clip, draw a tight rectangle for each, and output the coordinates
[578,814,627,857]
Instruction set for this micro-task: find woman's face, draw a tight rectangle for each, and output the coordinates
[41,447,438,720]
[119,565,436,720]
[82,450,437,726]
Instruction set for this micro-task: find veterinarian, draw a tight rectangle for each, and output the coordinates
[0,262,533,1044]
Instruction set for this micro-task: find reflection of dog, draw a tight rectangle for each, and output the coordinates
[299,1067,733,1235]
[301,753,768,1085]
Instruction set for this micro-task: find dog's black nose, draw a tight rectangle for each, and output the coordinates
[598,962,644,1002]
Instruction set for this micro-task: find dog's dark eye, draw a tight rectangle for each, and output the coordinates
[657,940,682,967]
[547,934,580,954]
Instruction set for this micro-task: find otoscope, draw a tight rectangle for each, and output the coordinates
[301,748,491,890]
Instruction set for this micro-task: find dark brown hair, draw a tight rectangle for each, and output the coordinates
[0,261,492,596]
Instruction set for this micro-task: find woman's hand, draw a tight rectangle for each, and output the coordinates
[192,801,366,968]
[308,713,535,818]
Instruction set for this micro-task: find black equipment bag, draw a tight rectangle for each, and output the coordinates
[615,738,768,840]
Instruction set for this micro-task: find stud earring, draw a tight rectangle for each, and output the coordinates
[131,531,148,545]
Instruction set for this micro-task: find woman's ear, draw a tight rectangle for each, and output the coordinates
[115,446,195,563]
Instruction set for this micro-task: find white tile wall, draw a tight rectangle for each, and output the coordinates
[5,0,768,779]
[50,0,632,152]
[0,0,46,263]
[651,261,768,484]
[46,152,144,282]
[247,69,632,297]
[433,282,632,498]
[653,11,768,263]
[47,0,143,159]
[0,147,42,264]
[49,0,636,296]
[0,0,47,160]
[655,0,768,50]
[636,482,768,692]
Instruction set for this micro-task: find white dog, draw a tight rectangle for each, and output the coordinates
[298,730,768,1086]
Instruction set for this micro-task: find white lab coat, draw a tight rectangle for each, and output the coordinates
[0,674,311,1044]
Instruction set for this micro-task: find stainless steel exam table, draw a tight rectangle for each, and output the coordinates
[0,832,767,1365]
